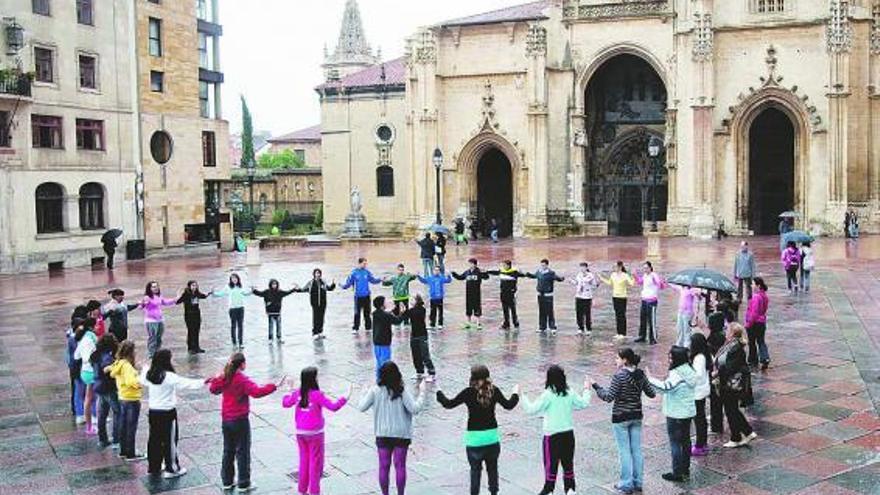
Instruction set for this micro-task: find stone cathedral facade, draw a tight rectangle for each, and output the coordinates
[317,0,880,238]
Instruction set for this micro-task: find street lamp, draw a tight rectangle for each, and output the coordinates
[246,158,256,239]
[647,135,664,233]
[433,148,443,225]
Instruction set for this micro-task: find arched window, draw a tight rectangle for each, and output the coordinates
[79,182,104,230]
[35,182,64,233]
[376,166,394,197]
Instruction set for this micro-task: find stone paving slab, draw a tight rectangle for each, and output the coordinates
[0,236,878,494]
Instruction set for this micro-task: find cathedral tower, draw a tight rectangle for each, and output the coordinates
[322,0,379,81]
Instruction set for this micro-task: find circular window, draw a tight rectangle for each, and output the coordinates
[150,131,173,164]
[375,124,394,144]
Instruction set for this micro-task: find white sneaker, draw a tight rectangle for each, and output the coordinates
[550,329,558,336]
[741,432,758,445]
[412,373,424,381]
[313,334,321,341]
[425,375,435,383]
[75,416,85,425]
[535,328,543,333]
[437,325,443,330]
[162,467,187,479]
[723,440,743,448]
[351,329,358,334]
[566,490,577,495]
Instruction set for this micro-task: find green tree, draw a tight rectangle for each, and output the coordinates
[240,95,255,167]
[257,149,305,169]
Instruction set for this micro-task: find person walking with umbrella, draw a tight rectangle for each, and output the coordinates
[102,229,123,270]
[415,233,436,278]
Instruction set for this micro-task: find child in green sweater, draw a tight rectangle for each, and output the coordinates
[383,264,418,327]
[520,365,591,495]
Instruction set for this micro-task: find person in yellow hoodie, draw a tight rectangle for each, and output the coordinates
[600,261,635,341]
[108,341,145,461]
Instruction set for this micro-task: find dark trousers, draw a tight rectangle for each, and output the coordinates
[466,443,500,495]
[722,392,754,442]
[693,399,708,448]
[410,336,435,375]
[148,409,180,474]
[109,325,128,344]
[501,293,518,328]
[229,307,244,346]
[184,311,201,351]
[222,417,252,489]
[710,383,725,434]
[541,430,575,494]
[69,367,79,415]
[353,296,372,330]
[119,400,141,458]
[394,299,410,324]
[97,391,121,446]
[430,299,444,327]
[104,247,115,269]
[747,322,768,365]
[466,293,482,317]
[737,277,753,302]
[575,298,592,331]
[537,295,556,331]
[638,300,658,342]
[613,298,628,336]
[267,314,281,340]
[312,304,327,335]
[785,267,799,290]
[666,417,692,477]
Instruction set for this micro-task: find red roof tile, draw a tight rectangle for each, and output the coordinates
[316,57,406,92]
[269,125,321,144]
[439,1,549,27]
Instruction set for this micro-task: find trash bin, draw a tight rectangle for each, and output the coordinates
[126,239,146,260]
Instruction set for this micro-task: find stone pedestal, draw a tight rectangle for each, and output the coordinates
[246,239,261,266]
[341,213,368,238]
[646,230,661,260]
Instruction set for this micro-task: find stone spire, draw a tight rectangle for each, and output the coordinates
[323,0,379,81]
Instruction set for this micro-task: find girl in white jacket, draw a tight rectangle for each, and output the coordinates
[140,349,206,478]
[689,334,712,456]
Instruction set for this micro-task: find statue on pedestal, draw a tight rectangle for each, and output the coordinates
[342,185,368,238]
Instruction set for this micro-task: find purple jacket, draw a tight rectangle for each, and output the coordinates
[781,247,801,270]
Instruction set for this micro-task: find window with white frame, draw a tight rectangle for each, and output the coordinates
[34,46,54,83]
[753,0,786,13]
[78,54,97,89]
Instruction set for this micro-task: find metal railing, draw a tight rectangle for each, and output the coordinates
[0,71,32,97]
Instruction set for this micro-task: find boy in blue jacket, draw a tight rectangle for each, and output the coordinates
[418,265,453,330]
[341,257,382,334]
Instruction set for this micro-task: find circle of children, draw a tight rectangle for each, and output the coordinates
[65,238,808,495]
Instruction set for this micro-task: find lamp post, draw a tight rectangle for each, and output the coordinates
[247,159,256,239]
[647,135,664,233]
[433,148,443,226]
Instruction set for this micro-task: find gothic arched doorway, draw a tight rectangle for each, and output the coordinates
[476,148,513,237]
[748,107,794,235]
[583,53,668,236]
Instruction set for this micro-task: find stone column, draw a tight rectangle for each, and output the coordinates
[525,23,551,236]
[407,29,439,228]
[869,5,880,225]
[688,5,717,238]
[826,0,852,226]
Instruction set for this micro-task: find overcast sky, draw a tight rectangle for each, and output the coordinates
[220,0,522,136]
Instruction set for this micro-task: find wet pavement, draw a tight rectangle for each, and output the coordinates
[0,235,878,494]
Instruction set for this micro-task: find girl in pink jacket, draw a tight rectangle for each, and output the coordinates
[781,241,801,294]
[745,277,771,370]
[282,367,350,495]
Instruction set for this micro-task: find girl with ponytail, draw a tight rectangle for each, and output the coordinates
[208,353,282,492]
[437,365,519,494]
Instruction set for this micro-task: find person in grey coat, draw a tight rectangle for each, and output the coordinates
[733,242,757,302]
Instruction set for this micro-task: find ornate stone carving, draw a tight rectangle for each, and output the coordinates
[526,24,547,57]
[480,79,500,131]
[871,3,880,56]
[408,29,436,65]
[826,0,853,54]
[376,145,391,167]
[578,1,668,19]
[720,46,822,131]
[325,0,378,66]
[692,13,713,62]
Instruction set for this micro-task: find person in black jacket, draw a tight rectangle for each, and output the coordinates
[175,281,211,354]
[252,279,296,343]
[435,233,448,273]
[295,269,336,340]
[415,233,435,277]
[372,296,403,378]
[589,348,655,494]
[714,323,756,448]
[437,365,519,495]
[526,259,565,335]
[91,334,120,448]
[452,258,491,329]
[103,289,139,343]
[404,294,435,382]
[487,260,527,331]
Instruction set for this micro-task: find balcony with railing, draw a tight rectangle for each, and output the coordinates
[0,70,33,99]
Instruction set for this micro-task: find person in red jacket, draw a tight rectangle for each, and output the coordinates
[208,353,282,492]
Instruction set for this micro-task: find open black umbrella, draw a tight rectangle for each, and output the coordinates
[667,268,736,293]
[101,228,123,244]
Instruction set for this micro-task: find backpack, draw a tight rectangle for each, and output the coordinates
[802,248,815,271]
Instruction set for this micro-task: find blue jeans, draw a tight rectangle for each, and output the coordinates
[666,417,692,477]
[97,391,121,445]
[421,258,434,278]
[612,420,643,492]
[374,345,391,379]
[119,400,141,458]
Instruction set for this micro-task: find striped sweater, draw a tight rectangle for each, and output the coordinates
[593,367,656,423]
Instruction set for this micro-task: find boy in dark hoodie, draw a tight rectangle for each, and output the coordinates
[452,258,491,329]
[252,279,297,343]
[527,259,565,335]
[371,296,404,378]
[488,260,527,331]
[102,289,139,343]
